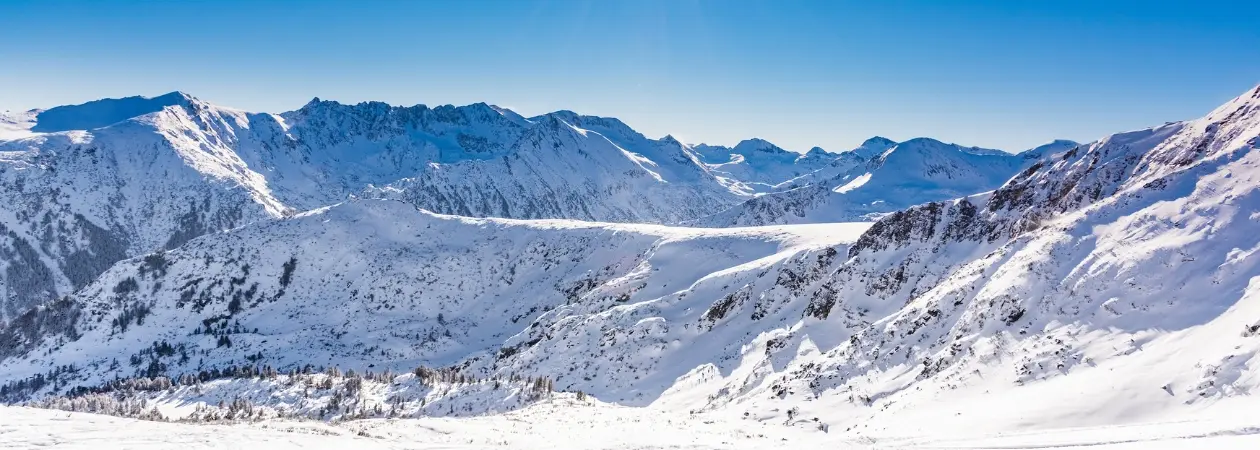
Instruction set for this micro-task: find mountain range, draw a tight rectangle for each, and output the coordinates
[4,84,1259,443]
[0,92,1058,319]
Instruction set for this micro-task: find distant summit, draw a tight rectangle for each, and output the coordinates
[31,92,194,132]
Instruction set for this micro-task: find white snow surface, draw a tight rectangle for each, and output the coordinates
[3,402,1259,449]
[0,198,871,392]
[5,86,1260,448]
[0,110,39,141]
[833,172,872,194]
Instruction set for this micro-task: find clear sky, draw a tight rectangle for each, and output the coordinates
[1,0,1258,152]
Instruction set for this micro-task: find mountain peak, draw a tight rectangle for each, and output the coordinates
[860,136,896,147]
[802,146,830,158]
[732,138,785,154]
[543,109,579,118]
[892,137,1008,157]
[897,136,946,146]
[531,110,585,127]
[487,104,530,127]
[1019,139,1081,158]
[529,112,573,133]
[850,136,898,158]
[533,110,630,128]
[527,110,646,146]
[30,92,195,133]
[456,101,499,117]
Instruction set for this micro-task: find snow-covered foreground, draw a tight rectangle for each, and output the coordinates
[3,404,1259,449]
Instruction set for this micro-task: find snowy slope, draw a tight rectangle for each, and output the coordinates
[255,98,536,209]
[847,136,898,159]
[0,110,39,141]
[535,110,709,178]
[6,86,1260,448]
[432,86,1260,438]
[206,98,744,217]
[0,94,743,319]
[12,85,1242,437]
[0,94,289,322]
[0,198,868,390]
[366,115,742,223]
[4,91,1028,320]
[697,138,1077,225]
[677,84,1260,437]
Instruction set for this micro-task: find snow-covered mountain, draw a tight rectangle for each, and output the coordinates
[3,91,1049,319]
[364,114,742,223]
[693,139,853,195]
[696,138,1079,226]
[0,94,741,318]
[5,84,1260,443]
[848,136,899,159]
[0,94,289,322]
[257,98,535,209]
[29,92,197,133]
[714,84,1260,436]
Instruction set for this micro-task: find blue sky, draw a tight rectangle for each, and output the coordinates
[1,0,1257,152]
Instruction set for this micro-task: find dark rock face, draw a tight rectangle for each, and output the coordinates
[848,202,944,256]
